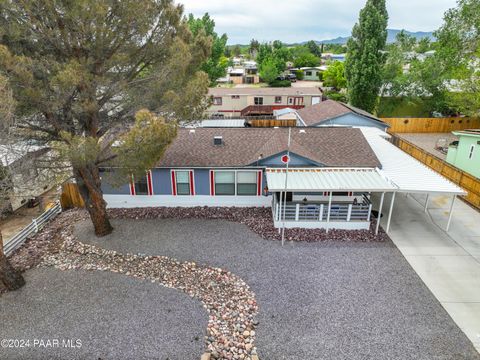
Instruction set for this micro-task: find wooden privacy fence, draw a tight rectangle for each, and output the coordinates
[246,119,297,128]
[60,182,85,209]
[391,135,480,209]
[381,117,480,133]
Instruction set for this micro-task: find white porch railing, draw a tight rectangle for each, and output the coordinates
[275,202,372,223]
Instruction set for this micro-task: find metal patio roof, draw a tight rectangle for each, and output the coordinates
[266,168,398,192]
[360,128,466,195]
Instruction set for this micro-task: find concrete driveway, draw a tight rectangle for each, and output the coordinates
[376,192,480,352]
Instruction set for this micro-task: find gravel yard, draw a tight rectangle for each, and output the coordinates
[1,210,479,360]
[72,217,478,360]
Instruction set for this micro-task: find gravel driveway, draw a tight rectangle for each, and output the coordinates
[65,218,478,360]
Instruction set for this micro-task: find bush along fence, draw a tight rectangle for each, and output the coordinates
[381,117,480,134]
[3,203,62,256]
[390,135,480,209]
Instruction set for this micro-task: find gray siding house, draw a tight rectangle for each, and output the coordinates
[295,100,389,131]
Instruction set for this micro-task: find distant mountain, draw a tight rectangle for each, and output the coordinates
[316,29,435,45]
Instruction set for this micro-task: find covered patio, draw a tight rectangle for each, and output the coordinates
[266,168,398,232]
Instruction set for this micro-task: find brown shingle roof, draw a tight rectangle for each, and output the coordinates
[208,87,322,97]
[296,100,386,126]
[156,127,381,168]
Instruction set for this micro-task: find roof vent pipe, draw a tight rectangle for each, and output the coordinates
[213,136,223,146]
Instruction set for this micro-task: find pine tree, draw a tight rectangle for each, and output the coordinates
[0,0,211,237]
[345,0,389,112]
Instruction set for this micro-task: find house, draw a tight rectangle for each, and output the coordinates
[290,66,327,81]
[273,108,297,121]
[101,126,464,233]
[0,143,54,215]
[207,87,323,118]
[446,129,480,178]
[225,61,260,85]
[295,100,390,131]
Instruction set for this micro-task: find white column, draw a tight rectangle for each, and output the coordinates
[326,192,333,234]
[295,203,300,221]
[278,192,283,233]
[375,192,385,235]
[424,194,430,213]
[446,195,456,232]
[386,192,396,234]
[367,203,373,221]
[319,204,324,221]
[347,204,352,222]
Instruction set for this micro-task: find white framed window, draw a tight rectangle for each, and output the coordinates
[214,171,236,195]
[254,97,263,105]
[213,97,222,105]
[175,171,191,195]
[131,171,153,196]
[237,171,258,196]
[469,145,475,159]
[275,96,282,104]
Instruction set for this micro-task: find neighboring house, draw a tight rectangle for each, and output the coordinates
[295,100,390,131]
[290,66,327,81]
[273,108,297,121]
[446,129,480,178]
[225,61,260,85]
[207,87,323,118]
[0,144,53,214]
[321,53,346,62]
[101,126,464,232]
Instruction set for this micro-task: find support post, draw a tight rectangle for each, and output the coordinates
[375,192,385,236]
[319,204,324,221]
[424,194,430,213]
[278,192,283,234]
[446,195,456,232]
[386,192,396,234]
[295,203,300,221]
[367,203,373,221]
[326,192,333,234]
[275,202,279,222]
[347,204,352,222]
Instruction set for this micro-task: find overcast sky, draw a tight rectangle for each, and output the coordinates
[180,0,458,44]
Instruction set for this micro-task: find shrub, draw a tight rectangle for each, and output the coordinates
[325,91,347,102]
[295,70,304,80]
[269,79,292,87]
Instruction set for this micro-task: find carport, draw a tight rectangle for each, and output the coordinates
[361,128,466,232]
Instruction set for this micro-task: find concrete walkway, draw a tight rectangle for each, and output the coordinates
[376,192,480,352]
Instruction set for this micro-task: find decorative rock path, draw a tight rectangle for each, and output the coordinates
[39,215,259,360]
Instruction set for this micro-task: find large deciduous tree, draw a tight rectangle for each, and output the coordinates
[345,0,389,112]
[0,0,211,237]
[187,13,228,84]
[435,0,480,117]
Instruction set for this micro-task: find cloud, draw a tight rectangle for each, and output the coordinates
[179,0,458,44]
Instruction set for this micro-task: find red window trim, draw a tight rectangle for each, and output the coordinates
[210,170,215,196]
[189,170,195,196]
[130,175,136,196]
[257,171,262,196]
[171,170,177,196]
[147,170,154,196]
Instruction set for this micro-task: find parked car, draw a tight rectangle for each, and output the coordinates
[287,73,297,82]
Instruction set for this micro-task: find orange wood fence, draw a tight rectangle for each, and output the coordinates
[247,119,297,128]
[60,183,85,209]
[381,117,480,133]
[391,135,480,209]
